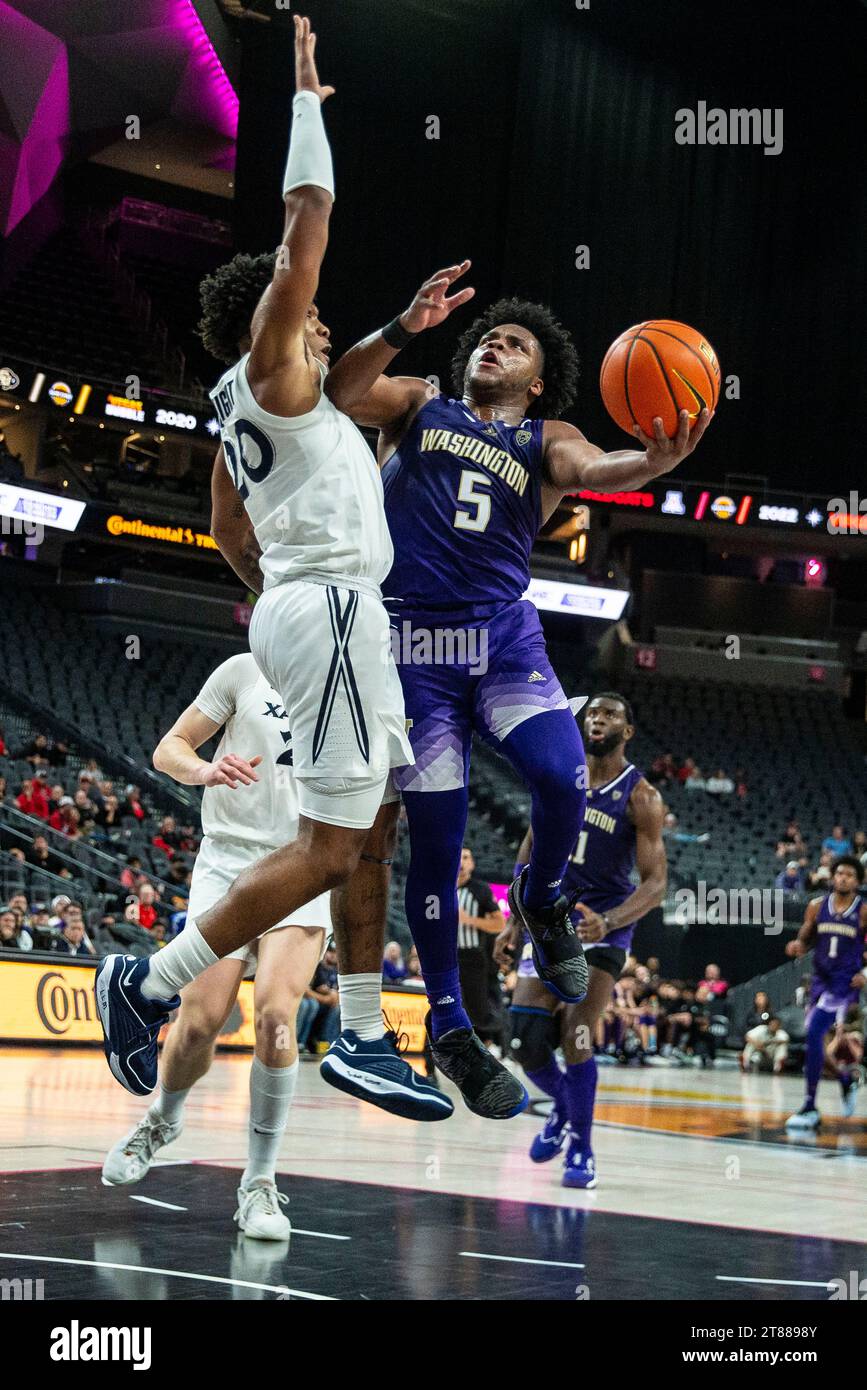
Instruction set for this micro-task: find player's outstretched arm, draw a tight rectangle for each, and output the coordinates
[154,706,262,790]
[247,15,335,415]
[210,448,264,595]
[325,261,475,433]
[541,409,712,511]
[785,898,821,956]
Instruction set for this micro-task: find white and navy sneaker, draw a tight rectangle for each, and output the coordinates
[102,1112,182,1186]
[234,1179,292,1241]
[94,955,180,1096]
[529,1104,568,1162]
[561,1141,597,1189]
[785,1103,821,1130]
[320,1029,454,1121]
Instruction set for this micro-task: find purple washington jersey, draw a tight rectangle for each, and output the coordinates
[563,763,644,953]
[518,763,643,977]
[382,396,544,617]
[809,893,867,1017]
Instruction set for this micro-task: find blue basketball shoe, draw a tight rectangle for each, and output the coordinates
[561,1140,597,1189]
[320,1028,454,1121]
[529,1103,569,1162]
[94,955,179,1096]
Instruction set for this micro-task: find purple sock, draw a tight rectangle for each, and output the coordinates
[499,709,586,912]
[525,1058,565,1108]
[564,1057,597,1153]
[425,966,471,1040]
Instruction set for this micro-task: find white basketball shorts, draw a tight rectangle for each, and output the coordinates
[250,578,413,829]
[186,833,331,971]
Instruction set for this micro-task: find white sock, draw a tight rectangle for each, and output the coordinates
[242,1057,299,1187]
[141,920,218,1001]
[337,972,384,1042]
[149,1086,188,1126]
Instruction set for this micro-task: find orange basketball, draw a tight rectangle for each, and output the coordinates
[599,319,720,439]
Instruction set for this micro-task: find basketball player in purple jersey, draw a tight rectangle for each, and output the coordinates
[496,694,667,1187]
[326,281,709,1119]
[785,857,867,1130]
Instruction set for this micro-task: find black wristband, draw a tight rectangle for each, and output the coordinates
[381,316,417,350]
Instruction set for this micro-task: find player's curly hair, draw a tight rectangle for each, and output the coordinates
[832,855,865,883]
[450,296,579,419]
[198,252,276,365]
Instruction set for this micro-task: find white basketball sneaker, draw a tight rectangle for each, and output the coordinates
[102,1111,183,1185]
[785,1104,821,1131]
[234,1178,292,1241]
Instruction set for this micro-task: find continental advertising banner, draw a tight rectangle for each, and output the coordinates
[0,960,427,1053]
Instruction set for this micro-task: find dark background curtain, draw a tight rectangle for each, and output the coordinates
[235,0,866,493]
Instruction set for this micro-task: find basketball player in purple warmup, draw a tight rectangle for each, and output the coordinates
[785,856,867,1130]
[495,693,667,1188]
[326,282,709,1119]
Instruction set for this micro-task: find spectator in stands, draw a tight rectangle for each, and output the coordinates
[382,941,407,983]
[0,907,32,951]
[0,774,7,802]
[47,782,66,815]
[826,1006,864,1088]
[743,990,771,1033]
[0,728,6,756]
[403,946,424,987]
[48,894,72,927]
[7,846,26,866]
[662,811,710,845]
[775,860,807,895]
[122,784,146,821]
[18,733,51,769]
[733,768,749,799]
[152,814,182,858]
[151,921,168,947]
[822,825,852,856]
[16,777,50,820]
[120,855,146,892]
[307,945,340,1050]
[742,1016,789,1074]
[776,821,807,860]
[25,833,66,877]
[676,757,698,784]
[52,918,96,958]
[684,766,707,792]
[73,788,97,834]
[93,793,122,843]
[648,753,677,786]
[49,798,81,839]
[807,850,835,890]
[28,906,52,942]
[705,768,735,795]
[78,771,105,814]
[136,882,160,931]
[853,829,867,864]
[7,891,31,927]
[165,859,192,903]
[702,963,728,998]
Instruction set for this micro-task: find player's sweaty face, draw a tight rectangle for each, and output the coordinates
[467,324,541,395]
[584,700,628,755]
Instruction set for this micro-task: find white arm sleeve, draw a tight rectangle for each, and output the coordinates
[283,90,334,199]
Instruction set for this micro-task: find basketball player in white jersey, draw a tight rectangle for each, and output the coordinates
[103,653,330,1239]
[95,17,463,1121]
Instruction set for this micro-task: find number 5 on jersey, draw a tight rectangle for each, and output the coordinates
[453,470,492,533]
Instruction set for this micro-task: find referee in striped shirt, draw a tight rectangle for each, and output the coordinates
[457,846,506,1045]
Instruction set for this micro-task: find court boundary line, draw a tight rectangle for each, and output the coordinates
[0,1250,335,1299]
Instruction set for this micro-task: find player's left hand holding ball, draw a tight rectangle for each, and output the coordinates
[634,407,713,478]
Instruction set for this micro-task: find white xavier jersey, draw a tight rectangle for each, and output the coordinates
[193,653,299,848]
[209,356,393,592]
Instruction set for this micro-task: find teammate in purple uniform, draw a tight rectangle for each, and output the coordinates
[495,693,667,1188]
[784,857,867,1130]
[326,278,709,1119]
